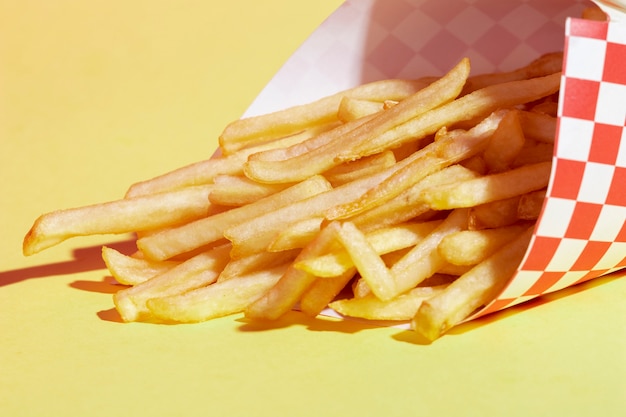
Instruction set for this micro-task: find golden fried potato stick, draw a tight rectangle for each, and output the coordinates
[243,58,471,183]
[219,77,436,154]
[137,174,332,261]
[209,174,292,206]
[438,224,529,266]
[102,246,179,285]
[413,226,534,341]
[268,217,324,252]
[422,161,552,210]
[147,264,289,323]
[337,96,386,122]
[125,126,331,198]
[517,110,557,144]
[299,268,357,317]
[468,196,521,230]
[113,244,231,322]
[322,151,396,187]
[517,189,547,220]
[23,185,214,256]
[389,209,469,298]
[461,52,563,93]
[245,221,342,320]
[330,285,447,321]
[482,110,526,173]
[512,142,554,167]
[217,249,300,282]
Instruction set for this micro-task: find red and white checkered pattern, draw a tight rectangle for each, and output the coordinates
[477,17,626,318]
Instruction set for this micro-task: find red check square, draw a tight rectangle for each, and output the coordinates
[561,78,600,120]
[550,158,586,199]
[605,166,626,206]
[565,202,603,239]
[603,42,626,85]
[589,123,622,165]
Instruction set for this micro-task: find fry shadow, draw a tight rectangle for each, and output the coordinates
[0,238,137,288]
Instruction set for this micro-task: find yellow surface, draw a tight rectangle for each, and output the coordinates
[1,1,625,416]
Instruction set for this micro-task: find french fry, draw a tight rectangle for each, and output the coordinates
[518,189,547,220]
[413,227,534,341]
[245,221,341,320]
[482,110,526,173]
[23,185,214,256]
[330,285,447,321]
[337,96,385,122]
[147,264,289,323]
[299,268,356,317]
[102,246,179,285]
[217,249,300,282]
[468,196,521,230]
[209,174,291,206]
[437,224,529,266]
[268,217,324,252]
[423,161,552,210]
[322,151,396,187]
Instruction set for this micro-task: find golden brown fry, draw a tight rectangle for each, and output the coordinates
[468,196,521,230]
[102,246,179,286]
[299,268,356,317]
[337,96,385,122]
[23,185,214,256]
[219,77,435,154]
[517,110,556,144]
[517,189,547,220]
[438,224,529,266]
[147,264,289,323]
[217,249,300,282]
[413,227,534,340]
[209,174,291,206]
[423,161,552,210]
[323,151,396,187]
[245,221,341,320]
[483,110,526,173]
[330,285,447,321]
[461,52,563,93]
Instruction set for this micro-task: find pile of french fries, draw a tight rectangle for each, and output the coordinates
[23,52,563,340]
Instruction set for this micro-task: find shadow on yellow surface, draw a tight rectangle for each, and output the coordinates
[0,238,136,287]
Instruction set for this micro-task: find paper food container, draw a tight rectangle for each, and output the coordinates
[243,0,626,323]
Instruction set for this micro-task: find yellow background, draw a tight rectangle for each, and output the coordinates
[1,1,625,416]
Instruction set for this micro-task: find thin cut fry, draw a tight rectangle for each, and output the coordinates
[23,185,214,256]
[413,227,534,341]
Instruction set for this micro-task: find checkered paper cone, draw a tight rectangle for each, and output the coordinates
[242,0,625,323]
[477,15,626,318]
